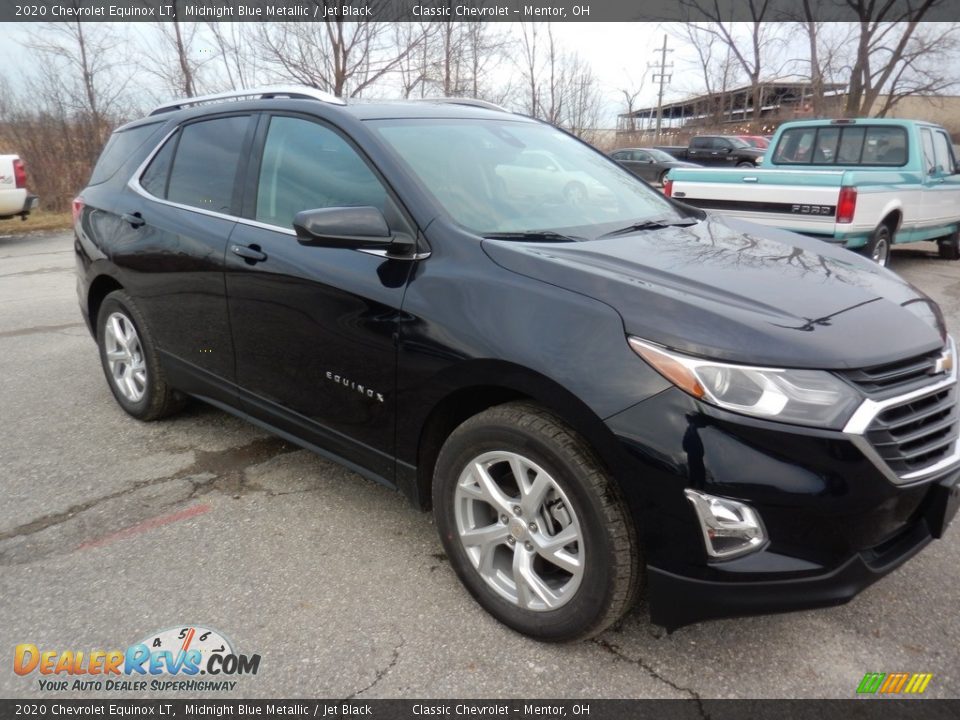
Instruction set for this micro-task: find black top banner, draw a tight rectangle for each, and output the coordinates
[3,0,960,22]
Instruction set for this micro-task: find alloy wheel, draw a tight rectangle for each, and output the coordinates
[453,450,584,611]
[103,311,147,402]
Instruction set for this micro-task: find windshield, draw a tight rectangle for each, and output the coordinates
[370,118,688,237]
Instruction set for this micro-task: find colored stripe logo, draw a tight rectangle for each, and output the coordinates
[857,672,933,694]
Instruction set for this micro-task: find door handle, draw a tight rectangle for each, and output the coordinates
[121,212,145,228]
[231,244,268,263]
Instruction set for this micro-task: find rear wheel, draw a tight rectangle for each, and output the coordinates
[96,290,185,421]
[432,402,641,641]
[938,231,960,260]
[858,223,893,267]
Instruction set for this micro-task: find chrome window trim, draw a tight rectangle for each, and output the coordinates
[127,122,429,257]
[842,336,959,486]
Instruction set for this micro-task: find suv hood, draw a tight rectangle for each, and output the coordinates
[482,216,943,369]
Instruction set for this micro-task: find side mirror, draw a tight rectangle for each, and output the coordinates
[293,206,414,254]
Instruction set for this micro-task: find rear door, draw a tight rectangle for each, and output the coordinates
[119,113,256,402]
[224,113,417,482]
[686,137,714,165]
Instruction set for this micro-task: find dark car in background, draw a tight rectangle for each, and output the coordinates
[75,86,960,642]
[609,147,700,186]
[657,134,765,167]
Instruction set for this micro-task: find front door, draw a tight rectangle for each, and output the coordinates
[224,114,417,482]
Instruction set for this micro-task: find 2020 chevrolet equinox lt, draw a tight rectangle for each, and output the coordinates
[75,87,960,641]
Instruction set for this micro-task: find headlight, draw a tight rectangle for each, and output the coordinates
[753,155,763,164]
[628,337,861,429]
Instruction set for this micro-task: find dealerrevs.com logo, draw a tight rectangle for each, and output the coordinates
[14,626,261,692]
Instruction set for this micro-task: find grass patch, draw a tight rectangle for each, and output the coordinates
[3,210,73,233]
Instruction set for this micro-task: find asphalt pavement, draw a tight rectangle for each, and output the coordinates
[1,229,958,700]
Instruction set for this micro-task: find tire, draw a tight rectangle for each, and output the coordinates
[658,170,670,187]
[96,290,186,421]
[563,182,587,205]
[736,161,755,168]
[432,402,641,642]
[858,223,893,267]
[938,231,960,260]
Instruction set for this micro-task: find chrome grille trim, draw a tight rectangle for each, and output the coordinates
[843,337,960,486]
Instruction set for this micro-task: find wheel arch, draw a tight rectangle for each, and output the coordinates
[86,274,124,340]
[409,360,630,511]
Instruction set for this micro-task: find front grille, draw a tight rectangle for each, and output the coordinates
[842,350,942,396]
[866,386,959,475]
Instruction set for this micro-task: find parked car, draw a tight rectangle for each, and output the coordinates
[609,147,700,186]
[495,149,613,206]
[0,154,38,220]
[665,119,960,266]
[656,135,765,167]
[75,87,960,640]
[736,135,770,149]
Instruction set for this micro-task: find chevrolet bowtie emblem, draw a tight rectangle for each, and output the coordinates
[933,350,954,375]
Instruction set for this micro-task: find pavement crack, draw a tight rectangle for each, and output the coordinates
[344,635,404,700]
[0,322,85,339]
[593,638,710,717]
[0,436,296,543]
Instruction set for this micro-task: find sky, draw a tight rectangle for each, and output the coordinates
[0,21,868,127]
[0,21,734,126]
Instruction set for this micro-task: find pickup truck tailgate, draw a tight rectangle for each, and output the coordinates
[668,168,846,235]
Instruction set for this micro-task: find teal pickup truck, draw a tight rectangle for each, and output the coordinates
[664,119,960,266]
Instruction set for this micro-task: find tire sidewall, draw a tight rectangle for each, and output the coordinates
[433,419,618,641]
[96,293,155,418]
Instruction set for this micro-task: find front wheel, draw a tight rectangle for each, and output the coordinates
[736,161,755,168]
[858,223,893,267]
[432,402,641,641]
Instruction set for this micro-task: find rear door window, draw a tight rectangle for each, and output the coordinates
[163,115,250,214]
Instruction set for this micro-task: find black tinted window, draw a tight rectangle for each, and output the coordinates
[773,125,907,166]
[167,116,249,213]
[89,122,162,185]
[140,132,176,198]
[691,137,710,149]
[255,116,387,229]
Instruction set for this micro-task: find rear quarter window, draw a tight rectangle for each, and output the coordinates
[88,122,164,186]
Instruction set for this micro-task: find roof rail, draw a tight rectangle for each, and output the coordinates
[149,85,346,116]
[410,97,510,113]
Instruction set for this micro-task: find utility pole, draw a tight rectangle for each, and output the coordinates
[649,34,674,143]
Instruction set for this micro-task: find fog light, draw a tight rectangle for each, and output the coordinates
[685,489,766,560]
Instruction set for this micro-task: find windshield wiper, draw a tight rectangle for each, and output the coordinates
[483,231,582,243]
[599,218,700,239]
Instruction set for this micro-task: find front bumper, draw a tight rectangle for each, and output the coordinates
[648,475,958,630]
[605,385,960,630]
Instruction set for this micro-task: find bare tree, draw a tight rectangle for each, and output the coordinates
[839,2,959,116]
[206,23,263,91]
[23,17,132,163]
[678,3,787,121]
[671,22,741,124]
[140,9,214,99]
[255,14,427,98]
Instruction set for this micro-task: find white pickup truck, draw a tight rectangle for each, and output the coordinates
[664,119,960,266]
[0,154,38,221]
